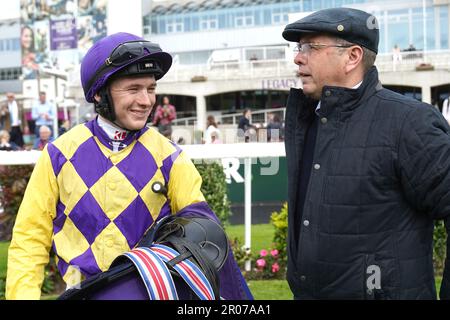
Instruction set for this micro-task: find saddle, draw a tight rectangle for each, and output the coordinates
[58,215,229,300]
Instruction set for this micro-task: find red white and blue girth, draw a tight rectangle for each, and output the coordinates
[122,244,215,300]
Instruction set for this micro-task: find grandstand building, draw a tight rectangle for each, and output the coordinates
[141,0,450,132]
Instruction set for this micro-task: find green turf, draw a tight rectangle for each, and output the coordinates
[0,242,9,278]
[248,279,292,300]
[225,224,275,254]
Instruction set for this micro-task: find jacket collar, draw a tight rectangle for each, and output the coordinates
[317,66,382,117]
[297,66,382,120]
[84,117,148,151]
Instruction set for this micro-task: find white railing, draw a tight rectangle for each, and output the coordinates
[172,107,286,126]
[375,50,450,73]
[160,50,450,84]
[161,58,295,83]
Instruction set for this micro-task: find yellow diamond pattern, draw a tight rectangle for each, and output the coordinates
[139,168,168,220]
[90,222,130,271]
[89,166,138,221]
[53,216,90,263]
[138,128,177,167]
[63,265,85,288]
[52,124,93,161]
[58,161,89,215]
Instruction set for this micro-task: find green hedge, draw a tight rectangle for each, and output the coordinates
[194,161,231,227]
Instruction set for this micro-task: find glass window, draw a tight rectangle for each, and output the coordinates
[411,7,435,51]
[254,8,261,25]
[266,47,286,60]
[272,13,282,24]
[13,38,20,51]
[245,48,264,61]
[263,9,271,25]
[151,19,158,34]
[218,13,226,28]
[235,12,254,27]
[192,16,199,31]
[425,7,435,50]
[184,17,191,32]
[440,5,448,49]
[303,0,312,11]
[200,16,218,30]
[159,19,166,34]
[0,40,4,51]
[387,9,409,52]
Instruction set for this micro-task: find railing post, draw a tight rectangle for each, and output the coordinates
[244,157,252,272]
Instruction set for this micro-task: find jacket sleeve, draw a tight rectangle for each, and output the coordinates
[397,105,450,220]
[6,147,58,300]
[167,150,206,214]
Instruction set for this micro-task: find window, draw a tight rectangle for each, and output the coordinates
[0,67,21,80]
[235,13,254,27]
[200,16,218,30]
[271,7,289,25]
[167,19,183,33]
[218,13,227,28]
[266,47,285,60]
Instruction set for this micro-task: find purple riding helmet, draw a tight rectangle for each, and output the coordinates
[80,32,172,127]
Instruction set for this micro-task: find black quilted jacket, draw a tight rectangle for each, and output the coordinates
[285,67,450,299]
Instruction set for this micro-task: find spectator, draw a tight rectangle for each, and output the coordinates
[237,109,257,142]
[153,96,177,139]
[0,103,8,130]
[392,44,402,71]
[31,91,55,137]
[204,115,221,144]
[33,125,53,150]
[266,113,284,142]
[0,130,20,151]
[210,130,222,144]
[58,119,71,136]
[6,93,24,148]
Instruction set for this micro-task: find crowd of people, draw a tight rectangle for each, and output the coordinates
[0,89,285,152]
[0,91,69,152]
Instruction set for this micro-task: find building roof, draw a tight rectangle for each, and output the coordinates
[150,0,287,15]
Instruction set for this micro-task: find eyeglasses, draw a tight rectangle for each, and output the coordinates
[105,40,163,66]
[293,43,353,55]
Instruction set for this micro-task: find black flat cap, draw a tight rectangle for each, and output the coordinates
[282,7,379,54]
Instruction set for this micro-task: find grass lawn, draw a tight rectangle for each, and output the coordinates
[0,241,9,278]
[248,279,291,300]
[225,223,275,254]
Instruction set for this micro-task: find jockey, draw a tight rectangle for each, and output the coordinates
[6,32,253,300]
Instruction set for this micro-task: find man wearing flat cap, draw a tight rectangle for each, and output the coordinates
[282,7,450,299]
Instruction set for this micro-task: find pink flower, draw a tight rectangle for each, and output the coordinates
[260,249,268,257]
[256,258,266,268]
[271,263,280,273]
[270,249,279,257]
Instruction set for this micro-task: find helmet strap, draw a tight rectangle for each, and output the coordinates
[94,86,141,134]
[94,86,116,123]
